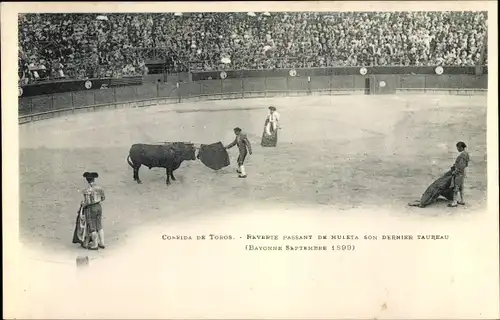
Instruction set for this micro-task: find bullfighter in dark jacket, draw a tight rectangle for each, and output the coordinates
[225,127,252,178]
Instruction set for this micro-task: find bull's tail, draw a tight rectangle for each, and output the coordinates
[127,155,135,168]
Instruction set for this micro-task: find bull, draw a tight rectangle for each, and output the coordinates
[127,142,197,185]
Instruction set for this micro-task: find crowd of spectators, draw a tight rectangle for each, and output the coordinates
[18,11,488,83]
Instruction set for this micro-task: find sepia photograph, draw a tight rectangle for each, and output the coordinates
[3,1,499,319]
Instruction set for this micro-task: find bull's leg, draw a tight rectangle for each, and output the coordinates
[165,168,176,181]
[166,168,171,185]
[135,167,142,184]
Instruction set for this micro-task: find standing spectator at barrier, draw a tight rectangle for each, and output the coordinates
[225,127,253,178]
[52,59,65,79]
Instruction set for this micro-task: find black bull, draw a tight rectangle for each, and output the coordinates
[127,143,197,185]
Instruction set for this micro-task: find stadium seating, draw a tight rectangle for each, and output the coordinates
[18,11,488,83]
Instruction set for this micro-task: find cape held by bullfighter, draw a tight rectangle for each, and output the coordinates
[127,142,197,185]
[408,141,470,208]
[408,169,455,208]
[197,141,231,170]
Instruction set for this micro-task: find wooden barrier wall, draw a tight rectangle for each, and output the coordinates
[18,74,488,121]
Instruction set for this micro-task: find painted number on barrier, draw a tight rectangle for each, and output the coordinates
[379,81,386,88]
[220,71,227,79]
[359,67,368,75]
[18,87,23,97]
[84,80,93,89]
[289,69,297,77]
[435,66,444,75]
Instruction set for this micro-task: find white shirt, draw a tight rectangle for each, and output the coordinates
[268,111,280,123]
[82,183,105,206]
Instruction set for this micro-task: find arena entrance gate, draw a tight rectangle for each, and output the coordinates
[364,78,371,95]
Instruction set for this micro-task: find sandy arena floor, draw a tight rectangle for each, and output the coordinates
[19,94,487,253]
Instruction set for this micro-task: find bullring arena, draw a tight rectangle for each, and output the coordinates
[19,92,488,252]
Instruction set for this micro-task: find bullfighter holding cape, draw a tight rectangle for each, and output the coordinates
[261,106,280,147]
[408,141,470,208]
[72,171,106,250]
[225,127,252,178]
[447,141,470,207]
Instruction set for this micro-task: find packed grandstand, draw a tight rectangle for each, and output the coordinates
[18,11,488,83]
